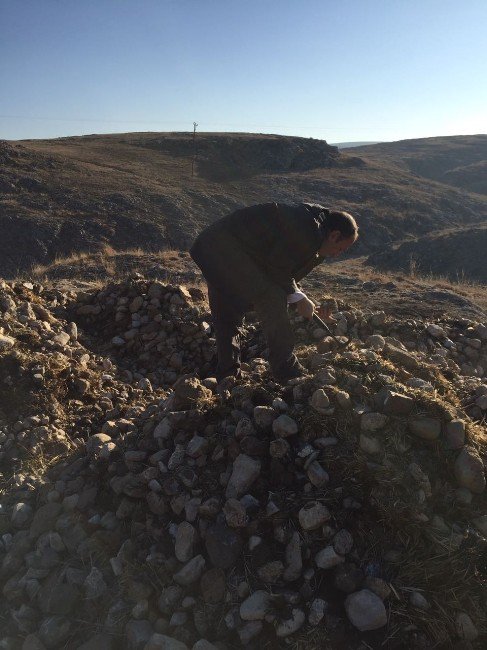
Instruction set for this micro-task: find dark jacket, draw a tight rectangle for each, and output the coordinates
[191,202,328,295]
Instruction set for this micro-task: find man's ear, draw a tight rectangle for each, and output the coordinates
[329,230,341,243]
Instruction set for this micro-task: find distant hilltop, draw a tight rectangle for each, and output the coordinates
[332,141,383,148]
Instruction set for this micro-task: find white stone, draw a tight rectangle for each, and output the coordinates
[309,389,330,414]
[315,546,345,569]
[240,590,272,621]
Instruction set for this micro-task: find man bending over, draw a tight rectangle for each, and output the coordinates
[190,202,358,383]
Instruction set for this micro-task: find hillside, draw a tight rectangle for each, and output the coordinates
[367,225,487,283]
[1,132,486,279]
[351,135,487,195]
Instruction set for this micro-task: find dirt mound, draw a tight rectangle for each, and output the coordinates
[1,277,487,648]
[366,225,487,284]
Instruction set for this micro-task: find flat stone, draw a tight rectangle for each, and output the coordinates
[272,414,298,437]
[315,546,345,570]
[0,333,15,349]
[175,522,196,562]
[173,555,206,586]
[186,435,208,458]
[366,335,386,350]
[427,323,446,338]
[86,433,114,458]
[333,529,354,555]
[408,418,441,440]
[240,590,272,621]
[445,420,465,450]
[253,406,275,430]
[298,501,330,531]
[225,454,261,498]
[309,389,330,414]
[383,392,414,416]
[306,461,329,487]
[158,586,183,615]
[345,589,387,631]
[454,447,486,494]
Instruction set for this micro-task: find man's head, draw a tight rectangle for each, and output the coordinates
[318,210,358,257]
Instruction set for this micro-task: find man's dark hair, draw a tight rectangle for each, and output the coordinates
[322,209,359,240]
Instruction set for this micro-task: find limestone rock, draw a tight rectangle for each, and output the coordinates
[408,418,441,441]
[240,590,272,621]
[173,555,206,586]
[272,414,298,437]
[225,454,261,498]
[344,589,387,631]
[298,501,330,531]
[454,447,486,493]
[315,546,345,570]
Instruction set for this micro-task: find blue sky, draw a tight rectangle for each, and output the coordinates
[1,0,486,142]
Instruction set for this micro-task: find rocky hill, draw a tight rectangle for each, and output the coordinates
[367,224,487,283]
[1,269,487,649]
[1,132,486,279]
[351,135,487,195]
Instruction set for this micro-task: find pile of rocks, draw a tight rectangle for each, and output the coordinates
[1,276,487,649]
[73,278,216,387]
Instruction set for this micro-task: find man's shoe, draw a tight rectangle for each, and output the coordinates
[273,362,308,384]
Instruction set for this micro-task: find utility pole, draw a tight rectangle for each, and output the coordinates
[191,122,198,177]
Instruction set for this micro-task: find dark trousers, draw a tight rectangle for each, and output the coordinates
[190,228,300,381]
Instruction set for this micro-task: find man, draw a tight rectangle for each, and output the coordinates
[190,202,358,383]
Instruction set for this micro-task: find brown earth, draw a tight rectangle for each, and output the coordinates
[351,134,487,195]
[366,224,487,284]
[1,132,486,280]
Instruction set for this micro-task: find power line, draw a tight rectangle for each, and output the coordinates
[0,114,401,130]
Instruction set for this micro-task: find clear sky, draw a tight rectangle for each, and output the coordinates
[1,0,486,142]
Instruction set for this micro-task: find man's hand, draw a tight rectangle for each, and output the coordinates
[295,295,315,320]
[317,302,337,324]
